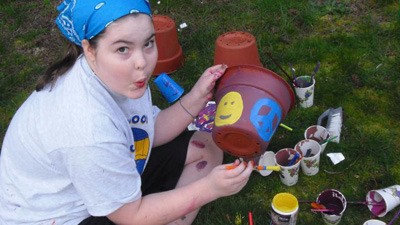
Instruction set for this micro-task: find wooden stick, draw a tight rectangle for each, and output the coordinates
[266,51,293,82]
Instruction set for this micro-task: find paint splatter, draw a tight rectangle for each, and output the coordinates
[196,161,208,170]
[191,140,205,149]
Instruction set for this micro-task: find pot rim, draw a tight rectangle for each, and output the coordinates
[216,65,296,112]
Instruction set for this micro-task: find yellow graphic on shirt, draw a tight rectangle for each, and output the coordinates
[215,91,243,126]
[134,138,150,160]
[131,128,150,174]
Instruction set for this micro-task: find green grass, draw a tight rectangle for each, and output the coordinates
[1,0,400,224]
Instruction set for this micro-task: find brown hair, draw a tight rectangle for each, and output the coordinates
[35,37,101,92]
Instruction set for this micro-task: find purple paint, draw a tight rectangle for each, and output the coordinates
[196,161,208,170]
[369,191,386,216]
[191,140,205,149]
[316,189,347,215]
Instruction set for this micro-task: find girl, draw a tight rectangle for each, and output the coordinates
[0,0,253,224]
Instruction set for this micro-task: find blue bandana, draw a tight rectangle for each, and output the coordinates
[56,0,152,46]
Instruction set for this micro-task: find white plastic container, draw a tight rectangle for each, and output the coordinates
[271,193,299,225]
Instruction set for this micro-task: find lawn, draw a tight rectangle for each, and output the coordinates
[1,0,399,224]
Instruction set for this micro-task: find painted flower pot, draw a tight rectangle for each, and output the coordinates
[212,65,295,159]
[152,15,184,75]
[213,31,262,67]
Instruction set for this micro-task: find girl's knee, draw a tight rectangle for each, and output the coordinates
[188,131,223,164]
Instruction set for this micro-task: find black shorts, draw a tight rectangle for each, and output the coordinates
[78,131,194,225]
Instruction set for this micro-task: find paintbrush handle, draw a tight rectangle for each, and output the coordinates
[226,165,280,172]
[298,200,313,203]
[248,212,254,225]
[347,201,383,206]
[311,209,334,212]
[255,166,281,171]
[225,165,236,170]
[319,136,338,144]
[388,208,400,225]
[311,61,320,77]
[288,153,300,166]
[279,123,293,131]
[266,51,292,81]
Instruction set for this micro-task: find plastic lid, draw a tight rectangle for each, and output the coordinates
[258,151,275,176]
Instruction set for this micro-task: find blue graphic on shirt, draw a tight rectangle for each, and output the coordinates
[130,128,150,174]
[250,98,282,142]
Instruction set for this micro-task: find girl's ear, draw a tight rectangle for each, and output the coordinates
[82,39,96,64]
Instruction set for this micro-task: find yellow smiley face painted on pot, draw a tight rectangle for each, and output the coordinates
[215,91,243,126]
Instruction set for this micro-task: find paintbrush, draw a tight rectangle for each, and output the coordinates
[388,208,400,225]
[309,61,320,86]
[225,165,280,171]
[347,201,384,206]
[305,149,312,157]
[279,123,293,131]
[301,200,384,206]
[319,136,338,145]
[288,63,297,83]
[311,209,334,213]
[311,202,326,210]
[254,165,280,171]
[287,153,300,166]
[248,212,254,225]
[266,51,293,82]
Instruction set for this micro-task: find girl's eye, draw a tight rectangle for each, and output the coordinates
[117,47,128,54]
[144,40,155,49]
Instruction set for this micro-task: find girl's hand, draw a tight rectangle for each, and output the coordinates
[206,159,253,198]
[190,64,228,104]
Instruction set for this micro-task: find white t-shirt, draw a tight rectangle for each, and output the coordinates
[0,56,160,224]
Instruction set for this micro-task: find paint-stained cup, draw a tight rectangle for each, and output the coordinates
[274,148,302,186]
[366,185,400,217]
[153,72,184,103]
[316,189,347,225]
[294,139,321,176]
[271,193,299,225]
[363,219,386,225]
[304,125,330,153]
[293,76,315,108]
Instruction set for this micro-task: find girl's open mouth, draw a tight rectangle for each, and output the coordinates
[136,81,145,88]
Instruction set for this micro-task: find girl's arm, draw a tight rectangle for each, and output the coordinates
[108,159,253,225]
[153,64,227,146]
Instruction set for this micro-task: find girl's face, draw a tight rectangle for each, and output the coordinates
[84,14,158,99]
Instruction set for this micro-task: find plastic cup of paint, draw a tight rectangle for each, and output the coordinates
[293,75,315,108]
[153,72,184,103]
[316,189,347,225]
[274,148,302,186]
[363,219,387,225]
[294,139,321,176]
[366,185,400,217]
[304,125,331,153]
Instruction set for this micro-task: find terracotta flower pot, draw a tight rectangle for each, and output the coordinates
[212,65,295,159]
[152,15,184,76]
[213,31,263,67]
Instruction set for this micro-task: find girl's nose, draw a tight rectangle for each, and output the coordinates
[133,51,147,70]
